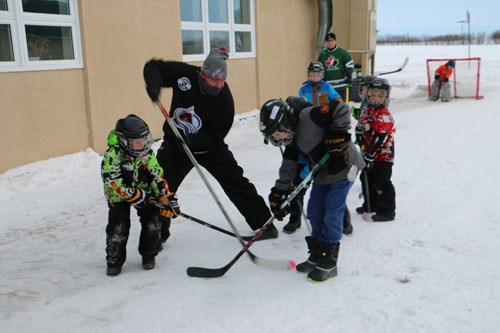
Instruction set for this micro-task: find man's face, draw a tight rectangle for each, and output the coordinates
[201,73,226,88]
[326,39,336,48]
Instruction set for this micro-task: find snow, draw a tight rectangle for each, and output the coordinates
[1,45,500,333]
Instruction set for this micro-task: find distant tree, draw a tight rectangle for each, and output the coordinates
[491,30,500,44]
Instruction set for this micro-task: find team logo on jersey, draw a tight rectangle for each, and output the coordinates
[173,106,202,135]
[325,56,339,70]
[177,77,192,91]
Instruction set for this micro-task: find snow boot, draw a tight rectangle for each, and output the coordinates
[283,213,301,234]
[296,236,320,273]
[342,207,353,235]
[142,257,156,270]
[106,265,122,277]
[372,211,395,222]
[307,242,339,282]
[256,223,278,241]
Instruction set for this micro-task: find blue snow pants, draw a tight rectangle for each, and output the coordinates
[307,179,353,244]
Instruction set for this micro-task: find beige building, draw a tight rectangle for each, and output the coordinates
[0,0,376,173]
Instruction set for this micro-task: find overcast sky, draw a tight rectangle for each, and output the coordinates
[377,0,499,36]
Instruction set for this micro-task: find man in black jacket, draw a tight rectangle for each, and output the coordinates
[143,47,277,243]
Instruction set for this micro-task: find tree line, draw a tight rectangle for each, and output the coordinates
[377,30,500,45]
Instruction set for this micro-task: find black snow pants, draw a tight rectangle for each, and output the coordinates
[360,161,396,215]
[156,141,272,240]
[106,202,163,267]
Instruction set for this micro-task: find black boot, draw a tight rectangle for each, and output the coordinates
[106,264,122,277]
[283,213,301,234]
[342,207,353,235]
[372,211,395,222]
[142,257,156,270]
[307,242,339,282]
[256,223,278,241]
[296,236,319,273]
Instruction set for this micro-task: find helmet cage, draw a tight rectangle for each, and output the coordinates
[260,99,295,147]
[367,78,391,108]
[115,115,153,157]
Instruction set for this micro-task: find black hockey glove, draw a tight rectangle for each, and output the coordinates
[355,124,364,146]
[443,77,449,82]
[146,85,161,102]
[363,152,375,169]
[345,75,352,85]
[268,187,291,221]
[158,192,181,219]
[324,131,351,157]
[434,74,440,81]
[127,188,147,207]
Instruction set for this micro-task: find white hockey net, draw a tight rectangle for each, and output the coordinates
[426,57,483,100]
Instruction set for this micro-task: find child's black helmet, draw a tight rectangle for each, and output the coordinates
[115,114,152,157]
[259,99,295,147]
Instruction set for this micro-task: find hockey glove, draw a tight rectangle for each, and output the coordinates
[345,75,352,85]
[443,77,449,82]
[268,187,291,221]
[158,192,181,219]
[362,152,375,169]
[355,124,364,146]
[127,188,147,207]
[146,85,161,102]
[434,74,440,81]
[324,131,351,157]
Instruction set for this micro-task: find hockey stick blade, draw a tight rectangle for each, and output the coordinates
[186,224,295,278]
[180,213,254,240]
[377,57,409,76]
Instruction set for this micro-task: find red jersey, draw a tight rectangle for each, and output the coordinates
[434,64,454,81]
[358,104,395,162]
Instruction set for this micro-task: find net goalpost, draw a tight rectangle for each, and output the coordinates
[426,57,483,100]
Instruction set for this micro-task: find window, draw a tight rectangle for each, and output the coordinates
[180,0,255,61]
[0,0,82,72]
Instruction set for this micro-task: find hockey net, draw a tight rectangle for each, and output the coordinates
[426,57,483,100]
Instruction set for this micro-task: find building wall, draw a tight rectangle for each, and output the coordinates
[0,0,375,173]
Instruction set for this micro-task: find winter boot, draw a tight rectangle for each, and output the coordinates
[342,207,353,235]
[372,211,395,222]
[307,242,339,282]
[142,257,156,270]
[296,236,320,273]
[106,264,122,277]
[256,223,278,241]
[283,213,301,234]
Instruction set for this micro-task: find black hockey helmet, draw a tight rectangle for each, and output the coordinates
[367,78,391,107]
[259,99,295,147]
[446,60,455,68]
[115,114,152,157]
[307,61,324,74]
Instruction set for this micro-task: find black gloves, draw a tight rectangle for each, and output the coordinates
[324,131,351,157]
[268,187,291,221]
[434,74,440,81]
[127,188,147,207]
[363,152,375,169]
[345,75,352,85]
[355,124,364,146]
[146,85,161,102]
[443,77,449,82]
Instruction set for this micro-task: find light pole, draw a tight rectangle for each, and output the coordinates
[457,10,471,58]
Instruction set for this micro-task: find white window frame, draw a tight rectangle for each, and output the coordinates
[0,0,83,72]
[181,0,256,62]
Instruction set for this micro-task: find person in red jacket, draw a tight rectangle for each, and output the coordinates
[430,60,455,102]
[356,78,396,222]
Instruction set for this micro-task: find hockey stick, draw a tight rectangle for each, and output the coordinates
[361,168,372,222]
[180,213,254,241]
[149,197,255,240]
[377,57,409,76]
[186,154,331,278]
[155,101,282,268]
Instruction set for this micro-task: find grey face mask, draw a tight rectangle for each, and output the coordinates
[198,74,223,96]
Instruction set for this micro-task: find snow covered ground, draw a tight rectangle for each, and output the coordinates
[1,44,500,333]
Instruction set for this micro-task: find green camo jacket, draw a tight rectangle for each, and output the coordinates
[101,130,168,203]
